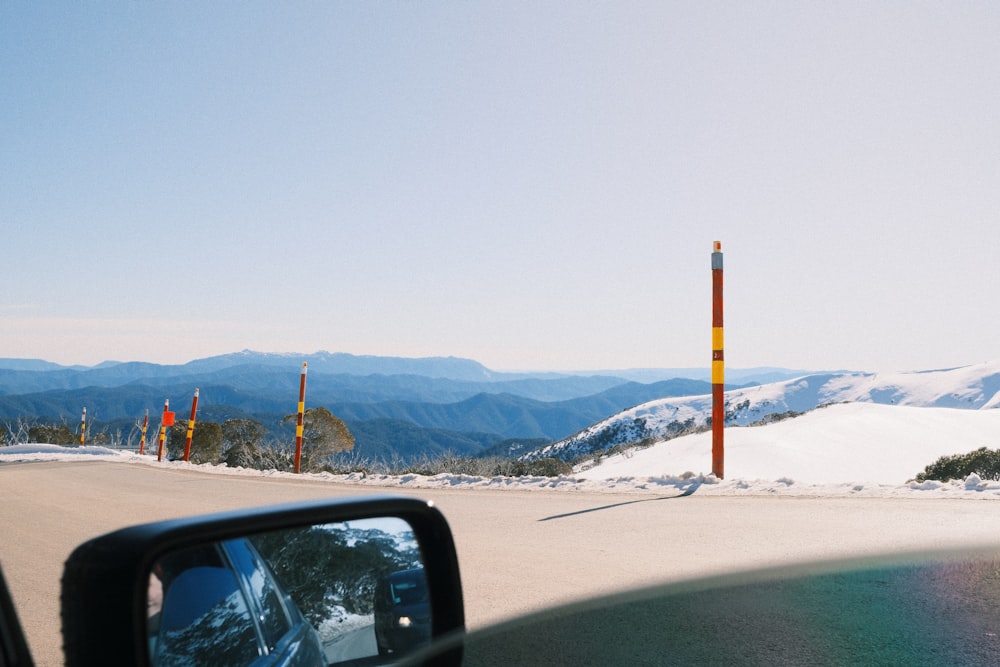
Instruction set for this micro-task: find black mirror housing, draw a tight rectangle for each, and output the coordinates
[1,563,34,667]
[61,496,464,667]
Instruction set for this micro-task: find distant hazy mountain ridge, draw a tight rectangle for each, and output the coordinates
[2,351,797,460]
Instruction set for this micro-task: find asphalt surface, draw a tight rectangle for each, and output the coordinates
[3,461,1000,666]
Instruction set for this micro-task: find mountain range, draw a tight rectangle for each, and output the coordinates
[0,351,808,461]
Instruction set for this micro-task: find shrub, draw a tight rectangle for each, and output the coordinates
[503,458,573,477]
[751,410,802,426]
[28,422,76,445]
[167,420,223,464]
[915,447,1000,482]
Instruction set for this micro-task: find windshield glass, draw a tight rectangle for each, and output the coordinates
[390,575,427,606]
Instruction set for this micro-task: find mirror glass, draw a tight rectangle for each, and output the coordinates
[147,517,430,666]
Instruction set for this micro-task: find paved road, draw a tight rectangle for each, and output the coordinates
[3,461,1000,666]
[324,623,377,664]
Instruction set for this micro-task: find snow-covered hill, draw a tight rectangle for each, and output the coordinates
[576,402,1000,485]
[532,361,1000,463]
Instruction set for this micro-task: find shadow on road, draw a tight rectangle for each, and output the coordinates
[538,484,700,522]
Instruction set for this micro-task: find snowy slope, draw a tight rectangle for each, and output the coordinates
[534,360,1000,462]
[576,402,1000,485]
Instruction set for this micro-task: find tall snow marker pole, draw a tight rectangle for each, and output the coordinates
[79,407,87,446]
[294,363,307,474]
[139,409,149,455]
[711,241,725,479]
[157,399,169,462]
[182,388,199,462]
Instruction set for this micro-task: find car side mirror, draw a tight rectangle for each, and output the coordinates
[61,496,464,667]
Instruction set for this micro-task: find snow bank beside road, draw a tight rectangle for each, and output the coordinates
[2,448,998,500]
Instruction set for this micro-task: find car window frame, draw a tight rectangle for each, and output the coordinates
[219,538,295,656]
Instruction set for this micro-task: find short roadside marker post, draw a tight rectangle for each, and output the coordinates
[158,399,176,462]
[139,409,149,455]
[182,388,200,462]
[294,363,307,474]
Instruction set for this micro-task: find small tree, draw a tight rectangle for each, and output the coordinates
[3,418,34,445]
[221,418,267,468]
[167,420,224,464]
[283,406,354,472]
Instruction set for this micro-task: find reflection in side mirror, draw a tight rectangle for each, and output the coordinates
[149,518,429,667]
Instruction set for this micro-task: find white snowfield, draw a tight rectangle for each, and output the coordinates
[3,398,999,499]
[575,402,1000,489]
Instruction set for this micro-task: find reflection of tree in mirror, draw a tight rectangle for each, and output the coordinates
[251,522,421,628]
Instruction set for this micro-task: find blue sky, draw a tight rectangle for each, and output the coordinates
[3,2,999,373]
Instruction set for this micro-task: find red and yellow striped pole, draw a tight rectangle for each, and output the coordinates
[711,241,725,479]
[139,409,149,455]
[182,388,200,462]
[294,363,307,474]
[157,399,169,462]
[79,407,87,446]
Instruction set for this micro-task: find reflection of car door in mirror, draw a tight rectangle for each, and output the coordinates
[149,539,325,667]
[221,538,325,665]
[151,544,260,665]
